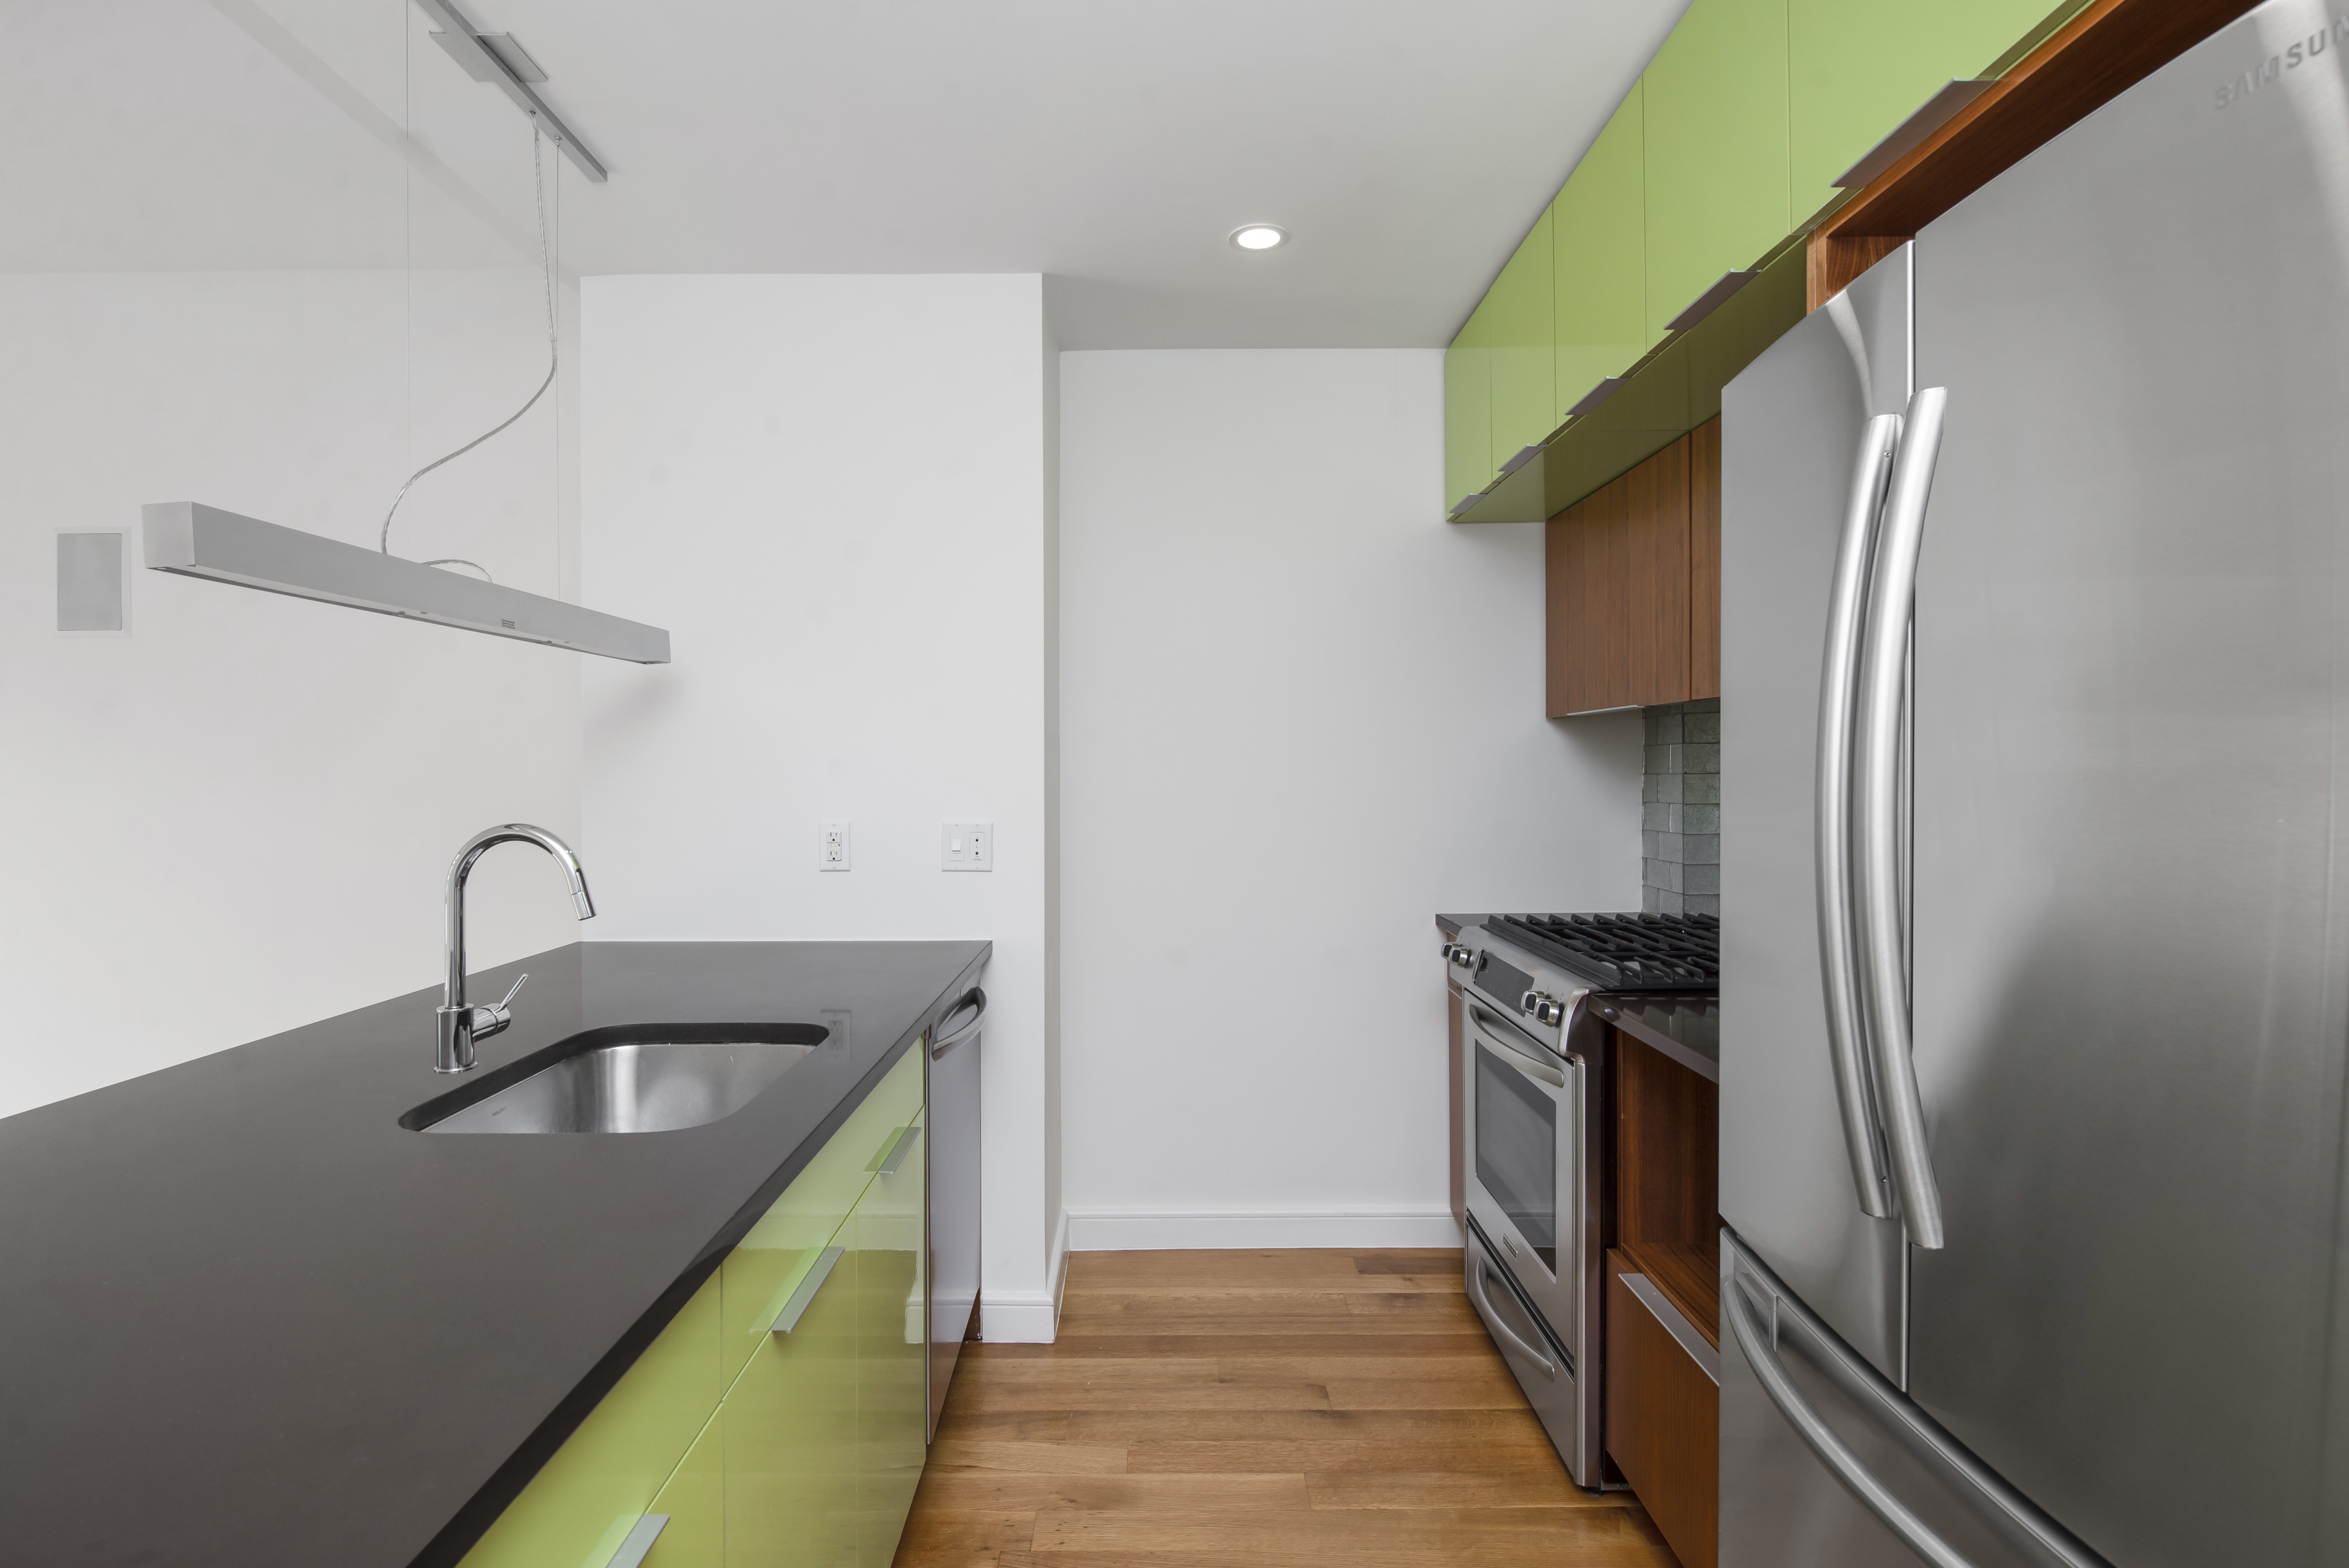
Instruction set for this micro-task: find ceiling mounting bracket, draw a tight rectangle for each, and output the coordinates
[411,0,609,183]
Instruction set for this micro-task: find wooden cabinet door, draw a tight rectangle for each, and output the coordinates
[1640,0,1791,343]
[854,1113,928,1567]
[1690,417,1722,700]
[1548,470,1624,715]
[1625,437,1692,707]
[1547,436,1692,716]
[1606,1259,1719,1568]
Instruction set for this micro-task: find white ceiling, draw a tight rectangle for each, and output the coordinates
[2,0,1687,348]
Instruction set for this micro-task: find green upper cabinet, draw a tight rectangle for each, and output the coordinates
[1640,0,1791,346]
[1444,304,1495,509]
[1552,83,1647,425]
[1485,207,1556,465]
[1788,0,2058,222]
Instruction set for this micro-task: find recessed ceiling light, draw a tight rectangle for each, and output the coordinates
[1229,224,1288,251]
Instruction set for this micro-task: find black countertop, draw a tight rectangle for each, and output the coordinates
[0,939,988,1568]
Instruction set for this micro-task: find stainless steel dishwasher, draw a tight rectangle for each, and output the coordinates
[924,981,985,1439]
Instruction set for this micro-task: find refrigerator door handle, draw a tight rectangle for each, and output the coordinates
[1854,387,1950,1249]
[1724,1235,2114,1568]
[1818,412,1904,1219]
[1726,1265,1974,1568]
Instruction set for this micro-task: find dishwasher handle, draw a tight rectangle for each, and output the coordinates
[930,987,986,1058]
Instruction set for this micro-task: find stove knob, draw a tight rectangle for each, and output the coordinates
[1523,992,1567,1026]
[1443,943,1476,969]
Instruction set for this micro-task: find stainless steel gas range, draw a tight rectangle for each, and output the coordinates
[1442,912,1718,1488]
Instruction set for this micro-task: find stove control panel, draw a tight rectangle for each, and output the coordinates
[1522,992,1567,1027]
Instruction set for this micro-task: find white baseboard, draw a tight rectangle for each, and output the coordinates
[1066,1208,1464,1251]
[979,1213,1074,1345]
[980,1291,1061,1343]
[1050,1208,1071,1327]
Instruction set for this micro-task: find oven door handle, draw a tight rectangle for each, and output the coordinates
[1470,1253,1558,1380]
[1467,1007,1565,1088]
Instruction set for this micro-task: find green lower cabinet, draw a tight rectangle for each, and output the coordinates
[722,1045,925,1390]
[465,1044,932,1568]
[644,1409,724,1568]
[724,1226,860,1568]
[460,1275,723,1568]
[854,1113,928,1567]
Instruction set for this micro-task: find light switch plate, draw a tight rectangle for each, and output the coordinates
[942,821,992,871]
[819,820,851,871]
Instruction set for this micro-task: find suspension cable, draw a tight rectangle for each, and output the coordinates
[379,114,558,582]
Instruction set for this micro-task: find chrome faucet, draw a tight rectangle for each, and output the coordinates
[437,824,596,1073]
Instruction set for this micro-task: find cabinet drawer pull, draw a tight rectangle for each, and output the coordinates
[768,1245,845,1335]
[604,1514,668,1568]
[1620,1272,1720,1385]
[868,1124,921,1176]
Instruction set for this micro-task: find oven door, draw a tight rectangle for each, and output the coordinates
[1462,998,1581,1349]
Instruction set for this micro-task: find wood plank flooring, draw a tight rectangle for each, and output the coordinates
[894,1248,1680,1568]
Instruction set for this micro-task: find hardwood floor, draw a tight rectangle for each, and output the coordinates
[894,1248,1680,1567]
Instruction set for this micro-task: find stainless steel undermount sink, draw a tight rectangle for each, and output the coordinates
[401,1023,830,1134]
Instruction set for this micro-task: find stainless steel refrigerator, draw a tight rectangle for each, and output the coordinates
[1719,4,2349,1564]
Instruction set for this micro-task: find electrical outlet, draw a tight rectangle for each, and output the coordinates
[943,821,992,871]
[819,820,851,871]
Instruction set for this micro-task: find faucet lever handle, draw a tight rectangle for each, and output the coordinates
[494,973,529,1011]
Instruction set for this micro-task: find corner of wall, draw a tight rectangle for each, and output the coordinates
[1041,280,1064,1259]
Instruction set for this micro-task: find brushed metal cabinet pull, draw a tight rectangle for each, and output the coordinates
[1619,1272,1720,1385]
[872,1124,921,1178]
[768,1245,845,1335]
[602,1514,669,1568]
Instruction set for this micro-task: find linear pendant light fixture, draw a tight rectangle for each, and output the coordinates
[414,0,607,182]
[135,3,665,663]
[144,505,670,663]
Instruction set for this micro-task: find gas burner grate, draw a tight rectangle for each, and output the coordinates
[1487,912,1719,991]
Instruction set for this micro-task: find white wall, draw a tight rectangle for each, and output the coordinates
[1057,349,1643,1249]
[578,274,1062,1339]
[0,269,584,1119]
